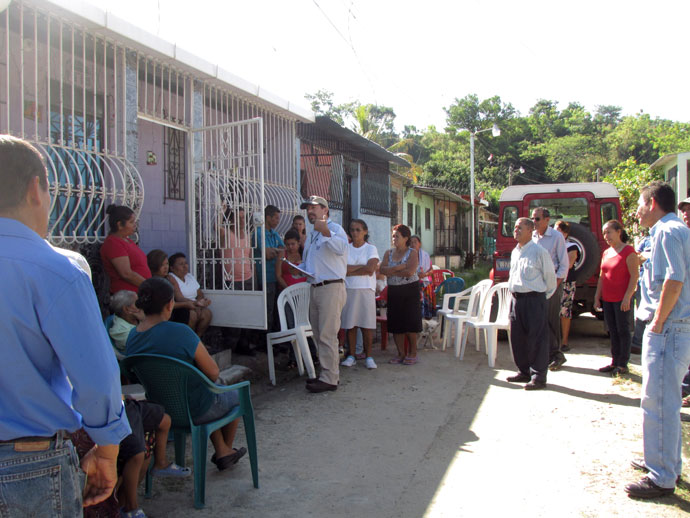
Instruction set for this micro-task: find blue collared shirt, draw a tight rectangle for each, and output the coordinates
[646,212,690,322]
[533,226,569,279]
[635,236,654,321]
[302,219,349,284]
[254,226,285,284]
[0,218,130,444]
[509,240,557,299]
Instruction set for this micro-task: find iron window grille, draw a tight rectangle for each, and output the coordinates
[164,126,185,201]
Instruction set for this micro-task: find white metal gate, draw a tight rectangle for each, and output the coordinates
[189,117,266,329]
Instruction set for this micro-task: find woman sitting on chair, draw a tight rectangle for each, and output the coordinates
[125,277,246,471]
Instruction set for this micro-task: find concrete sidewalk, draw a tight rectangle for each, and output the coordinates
[145,316,690,517]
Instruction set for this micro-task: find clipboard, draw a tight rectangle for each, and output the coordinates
[285,260,315,279]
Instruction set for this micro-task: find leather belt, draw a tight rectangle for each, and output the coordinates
[0,432,67,452]
[311,279,344,288]
[512,291,543,299]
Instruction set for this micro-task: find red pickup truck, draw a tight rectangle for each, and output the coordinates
[491,182,621,317]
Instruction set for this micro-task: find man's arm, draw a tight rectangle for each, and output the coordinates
[650,279,683,333]
[322,223,348,255]
[542,249,557,299]
[554,232,569,282]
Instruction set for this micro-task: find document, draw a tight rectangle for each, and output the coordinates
[286,260,315,280]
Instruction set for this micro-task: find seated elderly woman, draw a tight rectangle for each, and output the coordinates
[167,252,213,338]
[125,277,246,471]
[109,290,144,354]
[147,249,195,327]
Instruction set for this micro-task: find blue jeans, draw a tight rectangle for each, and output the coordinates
[641,321,690,488]
[0,434,85,517]
[602,301,632,367]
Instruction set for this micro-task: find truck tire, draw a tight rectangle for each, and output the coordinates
[567,223,600,283]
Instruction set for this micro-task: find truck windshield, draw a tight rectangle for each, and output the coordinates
[528,197,589,226]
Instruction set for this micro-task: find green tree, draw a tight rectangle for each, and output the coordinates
[604,158,663,233]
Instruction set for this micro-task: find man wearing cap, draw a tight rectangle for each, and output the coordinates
[300,195,349,393]
[0,136,130,513]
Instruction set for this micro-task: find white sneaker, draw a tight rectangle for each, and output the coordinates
[365,357,377,369]
[341,355,356,367]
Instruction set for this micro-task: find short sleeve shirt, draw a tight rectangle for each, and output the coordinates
[100,234,151,293]
[345,242,379,290]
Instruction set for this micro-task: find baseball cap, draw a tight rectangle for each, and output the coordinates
[300,195,329,210]
[678,197,690,210]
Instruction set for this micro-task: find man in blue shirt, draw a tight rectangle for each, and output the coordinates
[0,137,130,513]
[254,204,285,334]
[531,207,569,371]
[625,181,690,499]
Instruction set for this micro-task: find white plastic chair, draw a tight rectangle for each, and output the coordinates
[437,279,492,356]
[460,282,513,367]
[445,279,493,355]
[266,283,316,385]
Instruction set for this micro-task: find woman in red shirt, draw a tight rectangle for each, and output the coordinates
[100,205,151,293]
[594,220,639,376]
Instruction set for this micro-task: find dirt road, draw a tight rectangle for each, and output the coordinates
[146,315,690,517]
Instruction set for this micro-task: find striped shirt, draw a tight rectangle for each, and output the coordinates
[647,212,690,322]
[509,241,557,299]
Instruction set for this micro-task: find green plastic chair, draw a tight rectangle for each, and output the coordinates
[123,354,259,509]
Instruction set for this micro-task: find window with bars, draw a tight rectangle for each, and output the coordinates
[360,164,391,217]
[425,207,431,230]
[164,127,185,200]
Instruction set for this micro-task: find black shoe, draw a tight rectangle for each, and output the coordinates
[598,364,616,373]
[507,373,531,383]
[524,380,547,391]
[306,380,337,393]
[561,344,571,352]
[625,476,674,498]
[630,345,642,355]
[611,366,629,376]
[548,355,567,371]
[305,377,319,385]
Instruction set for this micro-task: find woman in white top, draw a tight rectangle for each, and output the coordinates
[167,252,213,337]
[340,219,380,369]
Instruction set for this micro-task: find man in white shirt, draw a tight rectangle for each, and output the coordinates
[300,196,349,393]
[508,218,557,390]
[531,207,569,371]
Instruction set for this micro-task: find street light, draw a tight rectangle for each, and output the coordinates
[468,123,500,266]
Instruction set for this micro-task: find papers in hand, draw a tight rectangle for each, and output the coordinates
[286,260,315,279]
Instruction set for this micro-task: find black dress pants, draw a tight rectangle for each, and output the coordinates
[510,291,549,382]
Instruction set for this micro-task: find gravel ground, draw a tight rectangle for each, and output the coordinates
[142,315,690,517]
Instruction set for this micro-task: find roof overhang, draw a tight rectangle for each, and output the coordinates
[412,185,471,204]
[38,0,315,123]
[650,151,690,170]
[304,117,410,168]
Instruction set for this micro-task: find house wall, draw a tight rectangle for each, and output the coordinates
[403,189,434,255]
[136,119,188,257]
[364,214,392,259]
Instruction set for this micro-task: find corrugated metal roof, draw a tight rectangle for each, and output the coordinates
[309,117,411,167]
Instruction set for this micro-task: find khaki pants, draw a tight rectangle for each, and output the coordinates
[310,282,347,385]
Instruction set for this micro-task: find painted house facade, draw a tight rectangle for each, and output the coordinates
[1,0,313,328]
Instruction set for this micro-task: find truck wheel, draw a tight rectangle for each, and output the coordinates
[567,223,601,283]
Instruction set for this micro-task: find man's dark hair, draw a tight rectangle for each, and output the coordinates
[265,205,280,218]
[136,277,174,315]
[534,207,550,218]
[641,181,676,214]
[0,135,48,211]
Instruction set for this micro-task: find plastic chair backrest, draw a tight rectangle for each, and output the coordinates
[430,270,446,288]
[276,283,311,331]
[123,354,213,429]
[494,283,512,322]
[478,282,509,323]
[435,277,466,304]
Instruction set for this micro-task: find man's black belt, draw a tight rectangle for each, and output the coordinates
[312,279,344,288]
[512,291,544,298]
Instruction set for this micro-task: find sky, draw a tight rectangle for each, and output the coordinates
[91,0,690,131]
